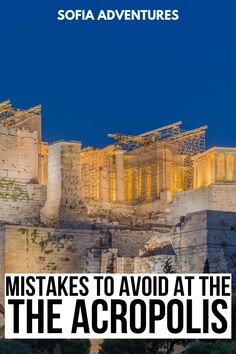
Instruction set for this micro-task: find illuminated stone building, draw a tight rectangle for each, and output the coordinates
[0,100,236,303]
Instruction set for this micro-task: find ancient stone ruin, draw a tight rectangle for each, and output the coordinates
[0,100,236,303]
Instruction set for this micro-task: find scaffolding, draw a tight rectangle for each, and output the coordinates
[80,146,117,202]
[108,121,183,151]
[80,122,207,204]
[108,122,206,154]
[0,101,207,204]
[120,123,207,201]
[0,100,41,128]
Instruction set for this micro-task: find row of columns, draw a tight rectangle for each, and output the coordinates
[99,150,125,202]
[194,151,236,189]
[215,153,236,182]
[99,147,174,202]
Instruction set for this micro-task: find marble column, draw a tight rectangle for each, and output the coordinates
[99,166,109,202]
[115,150,125,202]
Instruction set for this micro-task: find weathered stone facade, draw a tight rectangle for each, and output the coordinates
[0,101,236,305]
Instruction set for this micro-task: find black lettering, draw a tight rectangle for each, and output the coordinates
[203,299,209,333]
[27,299,44,333]
[111,300,127,333]
[25,276,36,296]
[80,276,89,296]
[8,299,24,333]
[167,300,183,334]
[130,300,146,333]
[212,300,228,334]
[6,276,19,296]
[149,300,165,333]
[186,300,201,333]
[48,300,62,333]
[92,300,108,333]
[174,277,184,296]
[71,300,89,333]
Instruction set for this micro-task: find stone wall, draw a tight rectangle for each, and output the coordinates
[116,255,177,273]
[207,211,236,286]
[14,111,42,141]
[171,210,236,291]
[0,181,46,224]
[171,211,208,273]
[1,209,236,303]
[111,230,154,257]
[171,183,236,219]
[0,225,112,301]
[134,191,172,216]
[112,210,236,291]
[41,141,87,226]
[2,226,111,273]
[86,200,135,224]
[0,127,39,183]
[39,142,48,185]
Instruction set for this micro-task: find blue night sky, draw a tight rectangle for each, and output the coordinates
[0,0,235,148]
